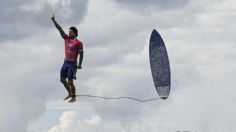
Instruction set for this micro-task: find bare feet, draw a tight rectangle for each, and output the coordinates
[64,95,71,100]
[68,96,76,103]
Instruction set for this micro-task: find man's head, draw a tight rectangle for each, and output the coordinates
[69,26,78,38]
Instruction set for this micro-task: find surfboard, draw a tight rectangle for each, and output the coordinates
[149,29,171,99]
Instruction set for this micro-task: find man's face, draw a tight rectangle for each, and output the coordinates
[69,30,75,38]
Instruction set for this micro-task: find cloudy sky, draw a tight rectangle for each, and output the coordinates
[1,0,236,132]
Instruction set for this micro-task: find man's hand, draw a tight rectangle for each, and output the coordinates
[51,14,55,21]
[77,65,82,69]
[51,14,66,38]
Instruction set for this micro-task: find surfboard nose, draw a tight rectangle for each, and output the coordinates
[151,29,158,38]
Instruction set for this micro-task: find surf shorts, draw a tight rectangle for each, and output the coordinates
[60,60,77,80]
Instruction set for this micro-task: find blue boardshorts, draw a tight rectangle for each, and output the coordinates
[60,60,77,80]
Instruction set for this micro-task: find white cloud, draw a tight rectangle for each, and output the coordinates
[48,111,104,132]
[0,0,88,41]
[1,0,236,132]
[84,115,101,126]
[0,0,89,130]
[0,31,62,132]
[48,111,79,132]
[114,0,190,11]
[61,0,236,131]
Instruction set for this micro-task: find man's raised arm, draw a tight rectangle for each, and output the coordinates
[51,14,66,38]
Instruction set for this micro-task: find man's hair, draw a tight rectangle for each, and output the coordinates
[69,26,78,37]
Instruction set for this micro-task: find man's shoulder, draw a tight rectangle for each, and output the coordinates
[64,34,70,39]
[75,38,83,45]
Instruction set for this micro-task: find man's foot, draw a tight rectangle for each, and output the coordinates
[68,95,76,103]
[68,97,76,103]
[64,95,71,100]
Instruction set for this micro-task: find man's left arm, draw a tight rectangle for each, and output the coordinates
[77,51,83,69]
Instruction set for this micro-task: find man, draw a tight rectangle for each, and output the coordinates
[51,14,84,103]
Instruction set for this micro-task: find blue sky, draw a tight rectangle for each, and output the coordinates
[1,0,236,132]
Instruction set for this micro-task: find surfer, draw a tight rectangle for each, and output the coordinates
[51,14,84,103]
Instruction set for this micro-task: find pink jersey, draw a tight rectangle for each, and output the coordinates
[64,35,83,62]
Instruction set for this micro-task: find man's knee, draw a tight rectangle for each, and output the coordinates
[60,78,67,84]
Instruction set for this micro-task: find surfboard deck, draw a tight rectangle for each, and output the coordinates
[149,29,171,99]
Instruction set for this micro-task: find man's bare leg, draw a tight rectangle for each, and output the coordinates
[60,78,72,100]
[68,79,76,103]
